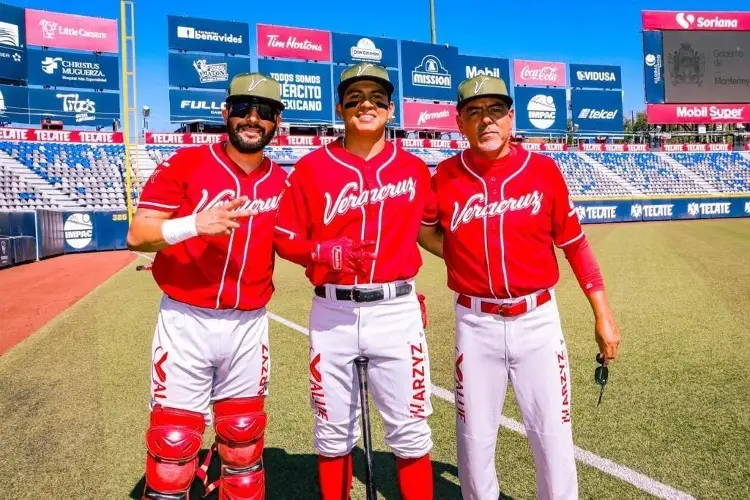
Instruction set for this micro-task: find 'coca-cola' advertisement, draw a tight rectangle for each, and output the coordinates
[25,9,119,53]
[0,127,123,143]
[256,24,331,62]
[403,102,458,132]
[513,60,567,87]
[647,103,750,124]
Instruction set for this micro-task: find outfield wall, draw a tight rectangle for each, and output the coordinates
[573,196,750,223]
[0,210,128,268]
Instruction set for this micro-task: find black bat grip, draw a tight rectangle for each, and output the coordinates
[354,356,376,500]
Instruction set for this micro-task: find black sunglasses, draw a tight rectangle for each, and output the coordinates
[594,353,609,407]
[228,100,280,122]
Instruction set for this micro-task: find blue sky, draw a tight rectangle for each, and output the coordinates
[12,0,744,132]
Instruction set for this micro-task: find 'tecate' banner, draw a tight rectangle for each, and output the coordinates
[256,24,331,62]
[0,127,123,143]
[642,11,750,31]
[661,143,732,152]
[25,9,118,53]
[403,101,457,131]
[513,59,566,87]
[647,103,750,124]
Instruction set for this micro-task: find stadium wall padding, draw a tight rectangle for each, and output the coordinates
[573,196,750,224]
[0,210,128,265]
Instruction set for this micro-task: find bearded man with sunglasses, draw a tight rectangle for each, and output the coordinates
[274,63,436,499]
[420,76,621,499]
[128,73,287,500]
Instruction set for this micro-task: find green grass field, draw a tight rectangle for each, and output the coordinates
[1,219,749,499]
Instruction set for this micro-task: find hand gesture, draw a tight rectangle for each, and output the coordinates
[594,309,621,365]
[195,197,254,236]
[311,237,377,274]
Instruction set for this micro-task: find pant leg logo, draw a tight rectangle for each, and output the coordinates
[410,343,427,419]
[309,352,328,421]
[257,343,270,396]
[455,353,466,423]
[152,346,168,403]
[557,351,571,424]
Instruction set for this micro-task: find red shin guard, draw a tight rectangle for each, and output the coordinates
[397,455,433,500]
[318,454,353,500]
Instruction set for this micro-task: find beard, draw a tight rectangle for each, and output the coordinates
[227,122,277,153]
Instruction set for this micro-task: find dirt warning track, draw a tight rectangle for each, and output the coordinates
[0,251,136,355]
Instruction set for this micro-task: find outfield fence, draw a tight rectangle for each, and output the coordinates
[0,210,128,269]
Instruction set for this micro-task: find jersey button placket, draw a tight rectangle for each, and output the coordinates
[486,171,503,298]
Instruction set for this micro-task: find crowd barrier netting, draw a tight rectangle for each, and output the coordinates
[0,210,128,267]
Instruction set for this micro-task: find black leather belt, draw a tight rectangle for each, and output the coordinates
[314,283,413,303]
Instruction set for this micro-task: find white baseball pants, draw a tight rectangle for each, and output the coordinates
[149,295,271,425]
[454,290,578,500]
[307,282,433,459]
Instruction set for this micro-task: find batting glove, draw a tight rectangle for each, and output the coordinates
[311,237,377,274]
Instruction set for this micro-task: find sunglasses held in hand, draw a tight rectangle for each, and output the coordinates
[594,353,609,407]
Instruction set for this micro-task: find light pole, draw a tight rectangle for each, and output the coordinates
[429,0,436,44]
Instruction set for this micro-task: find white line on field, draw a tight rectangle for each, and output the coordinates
[266,311,696,500]
[129,253,695,499]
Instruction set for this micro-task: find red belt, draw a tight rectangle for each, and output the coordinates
[456,290,552,317]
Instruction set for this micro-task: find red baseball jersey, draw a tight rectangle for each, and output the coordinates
[275,138,436,286]
[431,145,584,299]
[137,142,287,310]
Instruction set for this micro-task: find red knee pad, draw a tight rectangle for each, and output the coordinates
[145,406,206,494]
[219,464,265,500]
[214,397,267,468]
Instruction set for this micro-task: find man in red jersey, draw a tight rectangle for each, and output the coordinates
[274,62,435,499]
[420,75,621,500]
[127,73,288,500]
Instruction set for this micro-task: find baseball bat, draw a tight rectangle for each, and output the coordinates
[354,355,377,500]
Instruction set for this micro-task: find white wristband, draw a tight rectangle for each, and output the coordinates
[162,214,198,245]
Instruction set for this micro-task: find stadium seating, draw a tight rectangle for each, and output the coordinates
[0,141,127,209]
[544,152,632,197]
[667,152,750,193]
[586,152,707,195]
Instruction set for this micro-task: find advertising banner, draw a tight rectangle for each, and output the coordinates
[331,32,398,68]
[573,197,750,223]
[513,86,567,135]
[256,24,331,62]
[578,143,650,152]
[570,89,624,134]
[62,212,97,253]
[169,89,225,123]
[25,9,118,53]
[403,101,457,131]
[662,31,750,104]
[168,16,249,54]
[27,49,119,90]
[0,127,123,142]
[257,59,333,123]
[513,59,566,87]
[168,53,250,90]
[457,54,511,84]
[0,84,29,124]
[642,31,665,104]
[0,3,27,82]
[28,88,119,126]
[661,143,731,152]
[642,11,750,31]
[569,64,621,89]
[646,103,750,124]
[519,142,569,152]
[400,40,458,101]
[398,138,467,149]
[332,67,400,127]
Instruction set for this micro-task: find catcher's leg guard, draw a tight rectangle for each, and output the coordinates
[213,397,267,499]
[143,406,206,499]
